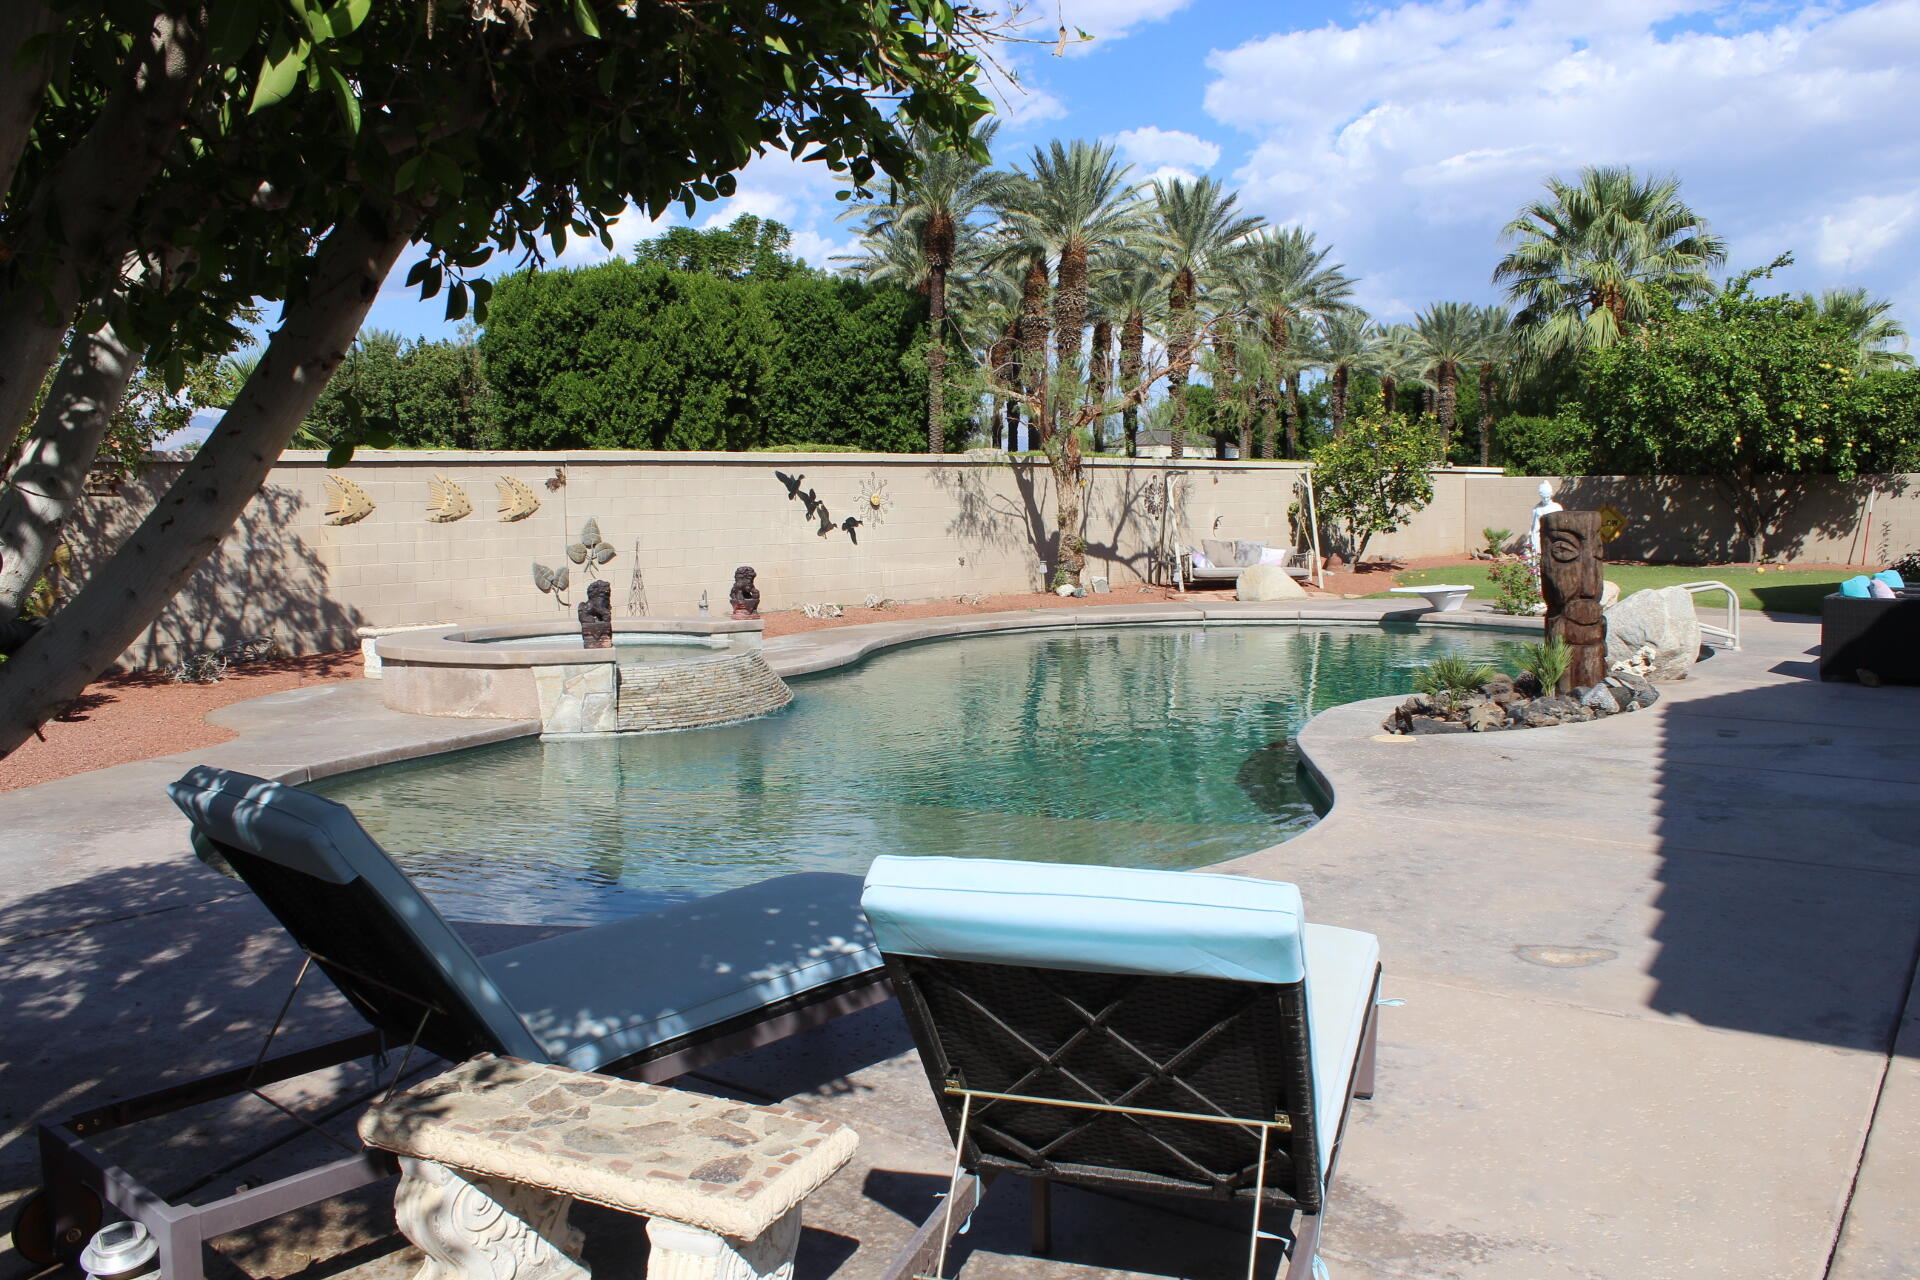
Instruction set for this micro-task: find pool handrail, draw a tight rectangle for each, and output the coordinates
[1673,580,1741,650]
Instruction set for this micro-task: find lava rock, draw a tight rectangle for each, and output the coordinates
[1408,716,1471,735]
[1582,682,1628,713]
[1466,702,1508,732]
[1514,671,1544,699]
[1603,668,1659,709]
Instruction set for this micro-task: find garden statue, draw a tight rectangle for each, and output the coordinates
[1527,481,1563,557]
[730,566,761,619]
[578,579,613,649]
[1539,510,1607,691]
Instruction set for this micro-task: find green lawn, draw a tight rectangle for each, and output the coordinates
[1371,563,1847,615]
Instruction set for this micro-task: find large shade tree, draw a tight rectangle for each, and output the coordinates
[1493,166,1727,361]
[0,0,998,757]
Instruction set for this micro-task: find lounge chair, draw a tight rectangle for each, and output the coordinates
[860,855,1382,1280]
[16,766,886,1280]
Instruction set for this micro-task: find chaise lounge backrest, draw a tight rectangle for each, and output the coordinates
[862,855,1328,1213]
[168,766,545,1063]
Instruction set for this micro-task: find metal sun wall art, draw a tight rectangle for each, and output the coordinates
[323,474,375,525]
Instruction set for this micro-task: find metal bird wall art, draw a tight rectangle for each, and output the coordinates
[815,503,835,536]
[773,470,862,544]
[776,470,806,500]
[841,516,862,544]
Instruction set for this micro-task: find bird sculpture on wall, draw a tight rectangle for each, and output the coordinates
[815,503,835,536]
[776,470,806,500]
[841,516,862,544]
[799,488,821,518]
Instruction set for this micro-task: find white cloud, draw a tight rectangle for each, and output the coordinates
[1056,0,1198,49]
[788,228,856,272]
[1108,126,1222,175]
[1204,0,1920,324]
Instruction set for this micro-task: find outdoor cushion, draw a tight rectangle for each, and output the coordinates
[1234,540,1264,566]
[863,855,1308,986]
[1870,580,1896,598]
[1302,922,1379,1171]
[1841,575,1873,598]
[484,873,877,1072]
[1258,547,1292,567]
[1191,548,1213,571]
[1877,569,1906,589]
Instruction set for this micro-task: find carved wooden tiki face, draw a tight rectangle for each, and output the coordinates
[1540,511,1605,642]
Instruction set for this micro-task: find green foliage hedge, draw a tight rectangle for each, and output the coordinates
[475,262,928,452]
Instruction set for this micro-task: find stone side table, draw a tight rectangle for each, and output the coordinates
[358,1056,858,1280]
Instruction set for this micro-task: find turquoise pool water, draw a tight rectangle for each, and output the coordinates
[310,624,1509,926]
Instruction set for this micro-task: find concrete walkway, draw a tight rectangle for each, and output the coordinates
[1,604,1914,1280]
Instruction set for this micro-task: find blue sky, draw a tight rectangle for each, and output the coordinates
[351,0,1920,349]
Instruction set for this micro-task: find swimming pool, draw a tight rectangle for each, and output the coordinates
[310,624,1510,926]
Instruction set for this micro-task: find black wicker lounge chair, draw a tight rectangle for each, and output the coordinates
[16,766,887,1280]
[861,855,1383,1280]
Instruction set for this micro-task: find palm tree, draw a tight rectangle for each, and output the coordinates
[1493,165,1726,360]
[1150,177,1264,457]
[996,140,1148,386]
[843,120,1007,452]
[1470,305,1513,465]
[1092,268,1161,455]
[1373,323,1424,417]
[1317,312,1381,436]
[1235,228,1354,458]
[1411,301,1482,457]
[1804,287,1913,371]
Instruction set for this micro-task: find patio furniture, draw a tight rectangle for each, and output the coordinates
[16,767,887,1280]
[1388,584,1473,612]
[1820,592,1920,683]
[860,856,1383,1280]
[1182,540,1311,590]
[359,1054,858,1280]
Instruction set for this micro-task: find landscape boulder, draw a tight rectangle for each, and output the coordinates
[1605,586,1702,681]
[1236,563,1308,601]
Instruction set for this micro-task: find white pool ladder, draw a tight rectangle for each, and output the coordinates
[1674,580,1741,649]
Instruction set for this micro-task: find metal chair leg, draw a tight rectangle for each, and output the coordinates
[1284,1211,1323,1280]
[1354,1002,1380,1101]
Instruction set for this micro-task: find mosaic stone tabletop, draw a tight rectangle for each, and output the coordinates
[358,1055,858,1239]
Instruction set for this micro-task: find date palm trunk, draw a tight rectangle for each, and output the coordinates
[920,211,956,453]
[1166,269,1196,459]
[1019,258,1050,446]
[1436,363,1457,458]
[1285,372,1305,456]
[1088,319,1111,452]
[1477,362,1496,466]
[1120,307,1144,456]
[1331,365,1349,436]
[1255,376,1277,458]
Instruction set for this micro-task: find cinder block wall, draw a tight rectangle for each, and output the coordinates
[60,449,1920,668]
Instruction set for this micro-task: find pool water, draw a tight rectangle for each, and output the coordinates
[310,625,1509,926]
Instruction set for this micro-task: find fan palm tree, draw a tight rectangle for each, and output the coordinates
[1493,165,1726,359]
[1150,177,1264,457]
[1803,286,1913,371]
[1317,312,1381,436]
[996,140,1148,385]
[1235,228,1354,457]
[1411,302,1483,457]
[1471,305,1514,465]
[842,120,1007,452]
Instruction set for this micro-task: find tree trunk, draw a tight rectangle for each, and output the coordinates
[1380,372,1397,414]
[1088,318,1112,452]
[1166,269,1195,459]
[925,266,947,454]
[1437,362,1457,458]
[1053,242,1088,378]
[1120,307,1143,456]
[1477,363,1495,466]
[1255,376,1277,459]
[0,276,150,622]
[1285,371,1304,455]
[0,9,208,445]
[0,204,416,757]
[1331,365,1349,436]
[1018,258,1050,449]
[1421,384,1435,420]
[1050,436,1085,588]
[0,1,57,201]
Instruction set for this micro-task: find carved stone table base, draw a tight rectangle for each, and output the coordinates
[394,1157,588,1280]
[645,1209,801,1280]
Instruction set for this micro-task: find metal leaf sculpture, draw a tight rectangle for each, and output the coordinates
[323,474,375,525]
[426,475,472,522]
[532,561,571,603]
[590,543,615,566]
[495,475,540,522]
[569,518,615,577]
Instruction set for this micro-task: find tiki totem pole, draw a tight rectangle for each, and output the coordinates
[1539,510,1607,691]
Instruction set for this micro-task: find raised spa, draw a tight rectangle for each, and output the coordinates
[375,617,786,734]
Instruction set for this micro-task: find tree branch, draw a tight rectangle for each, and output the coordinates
[0,0,57,203]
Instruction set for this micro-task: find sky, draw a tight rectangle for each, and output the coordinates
[348,0,1920,347]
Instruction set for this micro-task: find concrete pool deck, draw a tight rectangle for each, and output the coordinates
[1,601,1915,1280]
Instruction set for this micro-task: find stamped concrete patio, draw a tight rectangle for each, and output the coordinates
[1,601,1915,1280]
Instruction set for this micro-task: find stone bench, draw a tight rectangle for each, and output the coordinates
[355,623,456,678]
[358,1055,858,1280]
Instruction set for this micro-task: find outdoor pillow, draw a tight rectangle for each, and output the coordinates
[1840,575,1873,598]
[1233,540,1265,566]
[1191,548,1213,571]
[1876,569,1906,589]
[1258,546,1292,567]
[1202,538,1238,569]
[1870,580,1896,598]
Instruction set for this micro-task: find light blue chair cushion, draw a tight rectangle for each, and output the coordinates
[1876,569,1906,589]
[484,872,879,1072]
[168,766,545,1060]
[862,856,1379,1178]
[862,855,1308,983]
[1841,575,1874,598]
